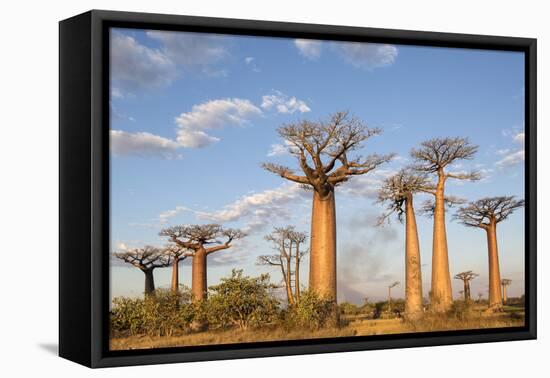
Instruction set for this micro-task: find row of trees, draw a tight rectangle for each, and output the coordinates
[114,111,524,330]
[115,224,245,299]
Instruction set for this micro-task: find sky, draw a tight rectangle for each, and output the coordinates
[109,27,526,304]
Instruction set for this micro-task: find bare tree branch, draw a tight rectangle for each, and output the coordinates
[454,196,525,228]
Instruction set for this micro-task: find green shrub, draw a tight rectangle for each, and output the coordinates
[282,290,336,330]
[206,269,279,330]
[110,287,194,337]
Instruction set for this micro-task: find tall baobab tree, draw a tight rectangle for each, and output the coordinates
[378,170,433,320]
[114,246,172,296]
[160,224,245,301]
[164,244,194,293]
[387,281,400,311]
[454,271,478,302]
[455,196,524,310]
[411,137,480,312]
[501,279,512,304]
[257,226,308,305]
[263,111,394,305]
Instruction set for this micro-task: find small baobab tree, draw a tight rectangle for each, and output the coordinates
[263,111,394,305]
[378,170,433,320]
[455,196,524,310]
[114,246,172,296]
[160,224,245,301]
[411,137,480,312]
[387,281,400,311]
[257,226,308,305]
[164,244,194,293]
[501,279,512,305]
[454,271,478,302]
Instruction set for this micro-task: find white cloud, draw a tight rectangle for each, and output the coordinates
[159,206,189,224]
[294,38,398,69]
[146,30,227,66]
[295,39,322,59]
[110,130,182,159]
[496,131,525,168]
[339,169,396,198]
[175,98,262,148]
[261,91,311,114]
[267,143,289,157]
[110,33,177,93]
[496,150,525,168]
[514,132,525,145]
[244,57,255,65]
[334,42,398,69]
[194,183,308,233]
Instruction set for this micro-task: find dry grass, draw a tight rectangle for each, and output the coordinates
[110,306,524,351]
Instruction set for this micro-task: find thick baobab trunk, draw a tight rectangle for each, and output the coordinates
[143,269,155,296]
[309,190,337,301]
[486,222,502,310]
[502,285,508,304]
[295,245,301,304]
[464,281,471,302]
[171,257,180,293]
[430,174,453,312]
[405,196,423,320]
[192,248,208,301]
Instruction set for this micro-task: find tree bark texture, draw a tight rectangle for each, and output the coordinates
[405,196,423,319]
[430,174,453,312]
[171,257,180,293]
[144,269,155,296]
[486,223,502,310]
[309,190,337,301]
[192,248,208,301]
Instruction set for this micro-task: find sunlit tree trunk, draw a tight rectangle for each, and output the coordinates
[143,269,155,296]
[486,222,502,310]
[309,190,337,301]
[192,248,208,301]
[464,280,471,302]
[502,284,508,304]
[295,244,301,304]
[430,172,453,312]
[171,257,180,293]
[405,195,423,319]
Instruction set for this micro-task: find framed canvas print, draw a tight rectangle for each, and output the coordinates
[59,10,536,368]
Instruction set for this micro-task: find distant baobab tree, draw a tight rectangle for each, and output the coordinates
[454,271,479,302]
[160,224,245,301]
[378,170,433,320]
[263,111,394,308]
[501,279,512,305]
[387,281,400,311]
[115,246,172,296]
[257,226,308,305]
[455,196,524,310]
[411,137,480,312]
[164,244,194,293]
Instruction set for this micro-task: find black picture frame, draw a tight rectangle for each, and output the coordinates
[59,9,537,368]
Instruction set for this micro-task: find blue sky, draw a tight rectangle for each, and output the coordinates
[109,28,525,303]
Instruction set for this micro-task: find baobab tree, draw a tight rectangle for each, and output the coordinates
[263,111,394,306]
[378,170,434,320]
[454,271,478,302]
[501,279,512,304]
[160,224,245,301]
[411,137,480,312]
[387,281,400,311]
[114,246,172,296]
[455,196,524,310]
[257,226,308,305]
[164,244,194,293]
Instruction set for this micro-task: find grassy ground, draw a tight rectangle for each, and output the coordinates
[110,305,524,351]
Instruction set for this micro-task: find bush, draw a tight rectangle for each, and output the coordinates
[110,287,194,337]
[206,269,279,330]
[450,300,474,320]
[281,290,336,330]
